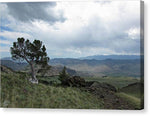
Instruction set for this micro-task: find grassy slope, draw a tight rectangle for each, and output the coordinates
[120,86,142,98]
[120,83,143,98]
[83,76,143,109]
[116,92,142,109]
[1,72,104,108]
[83,77,140,89]
[118,82,144,109]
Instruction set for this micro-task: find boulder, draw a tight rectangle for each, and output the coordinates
[65,76,86,87]
[29,78,38,84]
[90,82,117,92]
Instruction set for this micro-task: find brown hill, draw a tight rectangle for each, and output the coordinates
[1,65,14,74]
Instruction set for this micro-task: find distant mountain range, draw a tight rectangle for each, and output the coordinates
[80,55,142,60]
[50,58,142,77]
[0,59,78,77]
[1,55,142,61]
[0,57,12,61]
[1,60,28,71]
[0,55,143,77]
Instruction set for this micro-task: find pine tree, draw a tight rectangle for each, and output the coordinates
[59,66,70,85]
[10,37,49,83]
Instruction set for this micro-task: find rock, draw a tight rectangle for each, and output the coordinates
[100,95,104,98]
[3,100,10,107]
[116,99,119,103]
[29,78,38,84]
[65,76,86,87]
[90,82,117,92]
[85,81,95,87]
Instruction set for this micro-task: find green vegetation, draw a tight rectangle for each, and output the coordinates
[83,76,140,89]
[37,76,61,85]
[83,76,143,109]
[120,83,144,98]
[1,71,104,108]
[58,66,70,85]
[10,37,49,82]
[1,65,143,109]
[116,92,141,109]
[0,38,143,109]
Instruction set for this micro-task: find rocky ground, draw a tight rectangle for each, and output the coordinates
[59,75,138,109]
[81,81,136,109]
[103,92,135,109]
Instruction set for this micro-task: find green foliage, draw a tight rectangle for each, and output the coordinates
[83,76,140,89]
[58,66,70,85]
[10,38,49,65]
[10,37,50,79]
[37,76,61,86]
[1,72,103,108]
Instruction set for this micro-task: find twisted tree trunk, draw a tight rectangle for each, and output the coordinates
[30,63,38,84]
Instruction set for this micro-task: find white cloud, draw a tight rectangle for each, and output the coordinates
[0,46,10,52]
[126,27,140,40]
[0,40,11,45]
[0,1,141,58]
[0,31,32,40]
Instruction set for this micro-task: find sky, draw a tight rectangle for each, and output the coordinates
[0,1,141,58]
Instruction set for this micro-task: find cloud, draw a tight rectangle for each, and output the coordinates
[126,27,140,40]
[6,2,66,23]
[0,31,32,40]
[0,46,10,52]
[0,40,11,45]
[0,1,141,58]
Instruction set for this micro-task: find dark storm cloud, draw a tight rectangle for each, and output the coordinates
[6,2,66,23]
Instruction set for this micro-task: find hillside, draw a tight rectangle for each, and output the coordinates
[1,66,104,108]
[1,65,144,109]
[1,57,142,77]
[1,60,27,71]
[43,65,77,76]
[23,65,77,77]
[50,58,141,77]
[120,82,144,98]
[0,59,77,76]
[1,65,14,74]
